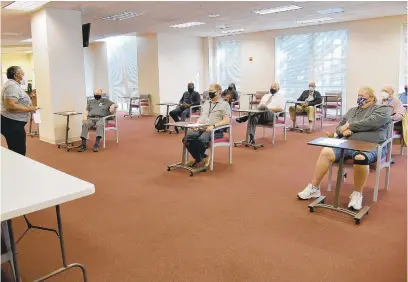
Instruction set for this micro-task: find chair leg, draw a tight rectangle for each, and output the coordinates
[210,145,215,171]
[272,126,275,144]
[328,163,333,192]
[385,166,390,190]
[263,127,266,138]
[401,138,404,155]
[103,130,106,148]
[373,168,381,202]
[228,145,232,164]
[116,129,119,143]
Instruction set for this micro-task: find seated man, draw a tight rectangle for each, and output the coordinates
[236,82,285,144]
[289,81,322,132]
[221,83,239,105]
[298,86,391,210]
[380,85,405,131]
[78,89,116,152]
[169,82,201,130]
[184,83,231,168]
[399,84,408,104]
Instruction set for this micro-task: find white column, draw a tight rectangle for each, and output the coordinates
[31,8,86,144]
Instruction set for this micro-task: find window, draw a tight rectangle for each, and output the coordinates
[275,30,348,104]
[106,35,139,111]
[216,41,241,91]
[399,24,408,92]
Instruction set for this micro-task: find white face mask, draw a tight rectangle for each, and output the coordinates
[381,91,390,100]
[309,87,314,92]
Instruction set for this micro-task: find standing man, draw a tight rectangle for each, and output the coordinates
[399,84,408,104]
[289,81,322,132]
[169,82,201,131]
[236,82,285,144]
[184,83,231,168]
[78,89,116,152]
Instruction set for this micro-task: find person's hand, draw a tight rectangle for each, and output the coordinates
[27,106,37,113]
[184,103,191,108]
[302,103,308,107]
[343,129,353,137]
[324,130,335,138]
[339,122,350,133]
[206,125,214,132]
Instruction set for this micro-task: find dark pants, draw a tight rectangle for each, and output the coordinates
[184,130,223,162]
[248,105,275,136]
[170,106,190,122]
[1,115,27,156]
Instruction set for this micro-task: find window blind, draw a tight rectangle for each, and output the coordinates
[275,30,348,103]
[400,24,408,91]
[216,41,241,91]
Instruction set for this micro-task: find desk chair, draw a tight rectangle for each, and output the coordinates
[1,222,16,281]
[208,115,233,171]
[324,92,342,119]
[298,103,323,131]
[129,94,151,116]
[250,91,268,109]
[189,105,201,122]
[256,109,287,145]
[327,124,394,202]
[89,112,119,148]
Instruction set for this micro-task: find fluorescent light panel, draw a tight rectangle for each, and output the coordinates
[317,8,344,15]
[220,28,246,34]
[20,38,32,43]
[253,5,302,15]
[3,1,49,11]
[297,17,333,25]
[102,11,144,21]
[170,22,205,28]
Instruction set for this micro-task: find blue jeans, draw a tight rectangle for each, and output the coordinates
[170,106,190,122]
[332,147,385,164]
[184,130,223,162]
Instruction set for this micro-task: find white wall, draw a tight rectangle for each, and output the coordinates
[83,42,109,96]
[212,15,407,110]
[157,33,203,114]
[1,53,35,88]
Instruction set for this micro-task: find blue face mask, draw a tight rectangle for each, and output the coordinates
[357,97,368,107]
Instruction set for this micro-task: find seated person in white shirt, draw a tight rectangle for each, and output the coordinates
[236,82,285,144]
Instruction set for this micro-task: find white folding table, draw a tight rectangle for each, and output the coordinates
[1,147,95,281]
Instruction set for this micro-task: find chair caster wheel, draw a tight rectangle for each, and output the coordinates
[66,149,70,152]
[57,145,61,148]
[354,219,360,225]
[234,144,237,147]
[167,167,171,171]
[309,207,314,213]
[189,172,194,177]
[253,147,257,150]
[245,144,249,147]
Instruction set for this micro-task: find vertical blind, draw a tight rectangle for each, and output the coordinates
[400,24,408,91]
[107,36,139,106]
[275,30,348,103]
[216,41,241,91]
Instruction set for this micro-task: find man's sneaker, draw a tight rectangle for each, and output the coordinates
[348,191,363,211]
[297,184,321,200]
[186,160,196,167]
[93,145,99,152]
[77,145,87,152]
[236,116,248,123]
[204,156,212,168]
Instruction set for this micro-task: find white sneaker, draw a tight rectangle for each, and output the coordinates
[348,191,363,210]
[297,184,321,200]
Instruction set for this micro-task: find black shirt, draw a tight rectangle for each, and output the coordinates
[179,91,201,106]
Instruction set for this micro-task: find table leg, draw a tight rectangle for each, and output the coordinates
[128,98,132,116]
[334,149,345,208]
[65,115,70,147]
[324,97,328,118]
[7,220,21,282]
[181,127,188,165]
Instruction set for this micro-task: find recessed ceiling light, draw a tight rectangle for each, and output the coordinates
[209,14,220,18]
[102,11,144,21]
[220,28,246,34]
[20,38,32,43]
[297,17,333,25]
[317,8,344,15]
[170,22,205,28]
[3,1,49,11]
[253,5,302,15]
[2,32,23,36]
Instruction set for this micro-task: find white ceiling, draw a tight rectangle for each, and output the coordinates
[1,1,407,52]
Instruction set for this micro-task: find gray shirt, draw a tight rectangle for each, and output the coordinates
[336,104,391,144]
[1,79,32,122]
[87,98,114,117]
[198,99,231,125]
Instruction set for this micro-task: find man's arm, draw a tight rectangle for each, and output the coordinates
[308,91,322,106]
[399,93,407,104]
[192,92,201,106]
[269,95,285,112]
[348,105,391,133]
[391,100,405,122]
[297,91,306,101]
[335,115,348,136]
[179,93,185,105]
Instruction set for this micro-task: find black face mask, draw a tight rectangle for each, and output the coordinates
[270,88,277,94]
[209,91,217,99]
[188,87,194,93]
[228,86,233,91]
[94,95,102,100]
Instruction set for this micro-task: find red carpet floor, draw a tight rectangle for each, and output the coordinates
[1,115,407,282]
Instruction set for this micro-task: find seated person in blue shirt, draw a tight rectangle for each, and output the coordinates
[184,83,231,168]
[78,89,116,152]
[297,86,391,211]
[221,83,239,104]
[399,84,408,104]
[170,82,201,131]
